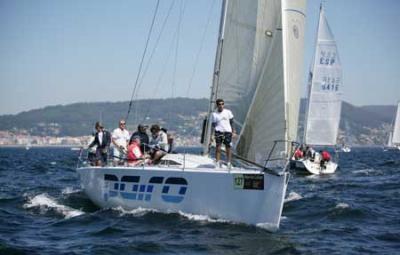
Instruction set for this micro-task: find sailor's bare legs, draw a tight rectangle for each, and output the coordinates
[152,150,167,164]
[215,144,222,162]
[226,146,231,164]
[215,144,231,165]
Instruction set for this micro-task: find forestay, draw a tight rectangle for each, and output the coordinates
[392,102,400,145]
[214,0,306,165]
[304,6,342,146]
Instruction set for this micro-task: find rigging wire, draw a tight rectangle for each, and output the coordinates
[167,0,187,128]
[139,0,186,123]
[126,0,161,123]
[185,0,217,97]
[133,0,176,123]
[171,0,187,99]
[139,25,179,123]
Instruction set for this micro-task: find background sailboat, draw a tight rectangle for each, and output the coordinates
[385,101,400,151]
[77,0,306,230]
[296,4,342,174]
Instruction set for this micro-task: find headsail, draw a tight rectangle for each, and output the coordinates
[304,6,342,146]
[209,0,306,165]
[392,102,400,145]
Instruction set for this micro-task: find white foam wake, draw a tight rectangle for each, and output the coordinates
[24,193,84,219]
[178,211,229,223]
[61,187,81,195]
[352,168,376,175]
[256,222,278,232]
[112,206,159,217]
[335,202,350,209]
[284,191,303,203]
[112,206,228,224]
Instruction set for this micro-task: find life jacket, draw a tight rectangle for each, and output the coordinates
[127,142,143,162]
[321,151,331,161]
[294,149,303,159]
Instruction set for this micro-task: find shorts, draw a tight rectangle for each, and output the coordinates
[215,131,232,147]
[113,148,126,160]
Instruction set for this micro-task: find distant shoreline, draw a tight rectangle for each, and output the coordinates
[0,145,83,148]
[0,144,386,149]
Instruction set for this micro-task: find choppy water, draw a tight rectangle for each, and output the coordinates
[0,147,399,254]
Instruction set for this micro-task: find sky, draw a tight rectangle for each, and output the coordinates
[0,0,399,115]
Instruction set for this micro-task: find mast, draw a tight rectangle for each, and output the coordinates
[202,0,229,155]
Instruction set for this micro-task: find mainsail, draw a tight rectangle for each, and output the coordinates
[208,0,306,165]
[392,102,400,145]
[304,6,342,146]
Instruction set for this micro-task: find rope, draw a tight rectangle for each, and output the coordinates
[126,0,161,122]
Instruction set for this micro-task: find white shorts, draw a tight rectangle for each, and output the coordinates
[113,148,126,160]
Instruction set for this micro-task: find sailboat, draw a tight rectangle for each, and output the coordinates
[385,101,400,151]
[76,0,306,230]
[341,144,351,153]
[25,136,32,150]
[293,5,341,174]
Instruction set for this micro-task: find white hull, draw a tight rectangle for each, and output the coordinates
[341,146,351,153]
[291,159,337,175]
[77,154,288,230]
[384,145,400,151]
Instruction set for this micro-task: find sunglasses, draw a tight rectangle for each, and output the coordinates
[120,123,126,125]
[217,103,224,106]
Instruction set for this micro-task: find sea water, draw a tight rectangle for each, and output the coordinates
[0,147,399,254]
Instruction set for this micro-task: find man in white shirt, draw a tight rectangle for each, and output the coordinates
[112,119,130,165]
[211,98,235,168]
[149,124,169,163]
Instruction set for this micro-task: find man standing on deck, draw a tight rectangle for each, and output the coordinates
[88,122,111,166]
[211,98,235,168]
[111,119,130,166]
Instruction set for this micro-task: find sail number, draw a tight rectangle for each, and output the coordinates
[319,50,336,65]
[233,174,264,190]
[321,76,340,91]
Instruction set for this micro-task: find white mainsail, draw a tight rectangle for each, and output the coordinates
[304,6,342,146]
[392,102,400,145]
[209,0,306,165]
[387,132,393,147]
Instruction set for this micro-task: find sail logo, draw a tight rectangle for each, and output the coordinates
[103,174,188,204]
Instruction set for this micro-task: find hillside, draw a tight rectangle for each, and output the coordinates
[0,98,208,137]
[297,99,396,145]
[0,98,397,145]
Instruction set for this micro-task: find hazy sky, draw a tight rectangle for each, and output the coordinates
[0,0,399,115]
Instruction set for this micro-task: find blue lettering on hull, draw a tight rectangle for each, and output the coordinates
[103,175,188,204]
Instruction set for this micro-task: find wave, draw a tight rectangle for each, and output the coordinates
[112,206,159,217]
[335,202,350,209]
[256,222,278,232]
[112,206,229,224]
[352,168,380,175]
[61,187,81,195]
[285,191,303,203]
[178,211,229,224]
[23,193,84,219]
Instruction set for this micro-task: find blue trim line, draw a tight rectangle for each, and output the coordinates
[120,192,137,200]
[161,195,184,203]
